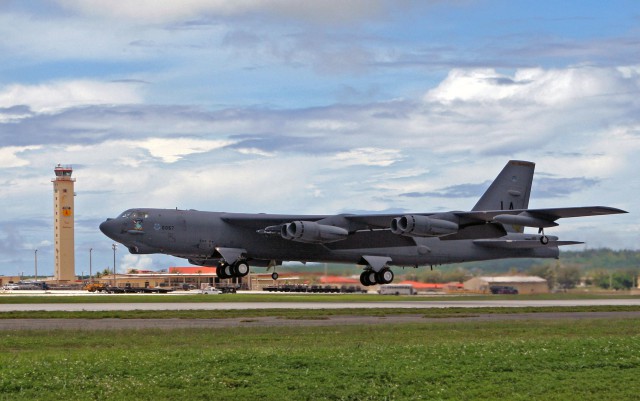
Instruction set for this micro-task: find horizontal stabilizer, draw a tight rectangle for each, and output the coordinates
[473,239,583,249]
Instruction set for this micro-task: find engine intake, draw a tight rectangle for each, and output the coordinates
[390,215,458,237]
[281,221,349,244]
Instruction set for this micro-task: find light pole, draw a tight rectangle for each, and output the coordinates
[89,248,93,284]
[34,249,38,282]
[112,244,117,288]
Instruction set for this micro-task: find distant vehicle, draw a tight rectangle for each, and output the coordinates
[201,286,222,294]
[3,281,48,290]
[2,284,20,290]
[84,283,107,292]
[378,284,415,295]
[490,285,519,295]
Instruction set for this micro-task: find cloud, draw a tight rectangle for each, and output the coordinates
[136,137,235,163]
[333,147,402,167]
[120,254,153,273]
[54,0,415,24]
[0,145,42,168]
[400,182,490,199]
[424,67,640,106]
[0,80,144,114]
[532,177,600,198]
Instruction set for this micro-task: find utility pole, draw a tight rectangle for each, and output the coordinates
[34,249,38,282]
[89,248,93,284]
[112,244,117,288]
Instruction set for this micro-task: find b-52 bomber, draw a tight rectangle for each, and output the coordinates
[99,160,626,286]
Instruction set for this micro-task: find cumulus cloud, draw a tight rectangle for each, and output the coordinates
[120,254,154,273]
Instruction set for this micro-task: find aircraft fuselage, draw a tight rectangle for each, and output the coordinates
[99,207,560,268]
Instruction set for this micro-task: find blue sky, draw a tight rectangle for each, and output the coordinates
[0,0,638,277]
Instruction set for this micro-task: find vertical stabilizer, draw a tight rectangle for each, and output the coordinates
[472,160,535,232]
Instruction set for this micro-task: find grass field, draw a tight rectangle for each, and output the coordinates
[1,317,639,400]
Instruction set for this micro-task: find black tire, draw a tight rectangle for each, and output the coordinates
[376,268,394,284]
[359,271,370,286]
[367,271,377,286]
[235,262,250,277]
[540,235,549,245]
[216,264,228,279]
[271,272,279,280]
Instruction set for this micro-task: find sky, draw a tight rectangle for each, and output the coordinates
[0,0,638,277]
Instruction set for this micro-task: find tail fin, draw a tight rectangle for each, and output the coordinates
[472,160,535,233]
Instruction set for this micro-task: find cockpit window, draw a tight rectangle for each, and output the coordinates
[120,212,132,219]
[131,211,149,219]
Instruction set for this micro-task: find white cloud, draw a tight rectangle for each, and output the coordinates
[136,137,235,163]
[120,254,153,273]
[0,80,144,113]
[424,67,640,106]
[0,146,42,168]
[333,147,402,167]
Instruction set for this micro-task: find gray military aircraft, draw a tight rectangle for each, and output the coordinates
[99,160,626,285]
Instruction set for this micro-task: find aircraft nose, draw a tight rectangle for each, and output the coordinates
[99,218,118,240]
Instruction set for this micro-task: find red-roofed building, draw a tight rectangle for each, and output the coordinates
[168,267,217,275]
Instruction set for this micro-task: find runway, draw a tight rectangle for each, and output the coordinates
[1,298,640,312]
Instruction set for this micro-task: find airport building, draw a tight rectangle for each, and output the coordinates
[93,267,306,290]
[463,276,549,294]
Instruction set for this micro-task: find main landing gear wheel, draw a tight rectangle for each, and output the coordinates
[216,263,229,279]
[376,268,394,285]
[217,261,250,279]
[360,271,374,286]
[233,261,250,277]
[360,269,393,286]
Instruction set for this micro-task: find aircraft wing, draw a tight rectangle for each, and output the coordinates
[221,206,626,232]
[343,213,435,229]
[220,213,329,229]
[473,239,584,249]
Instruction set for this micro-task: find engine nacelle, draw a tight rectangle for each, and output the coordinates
[281,221,349,244]
[390,215,458,237]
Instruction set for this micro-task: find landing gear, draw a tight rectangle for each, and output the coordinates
[233,261,250,277]
[217,261,251,279]
[360,267,394,286]
[538,228,549,245]
[271,272,279,280]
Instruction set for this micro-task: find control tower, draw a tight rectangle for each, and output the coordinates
[52,164,76,282]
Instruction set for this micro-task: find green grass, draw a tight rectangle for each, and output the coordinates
[0,305,639,320]
[1,318,639,400]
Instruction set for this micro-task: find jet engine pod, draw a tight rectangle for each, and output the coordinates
[281,221,349,244]
[391,215,458,237]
